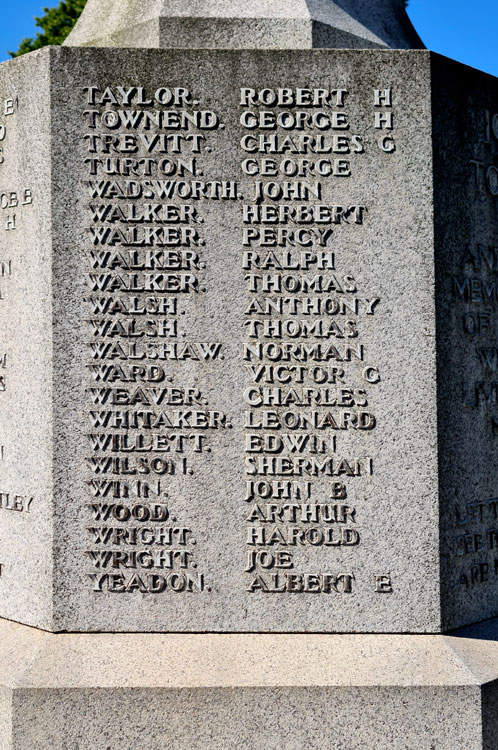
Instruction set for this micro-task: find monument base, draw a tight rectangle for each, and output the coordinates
[1,618,498,749]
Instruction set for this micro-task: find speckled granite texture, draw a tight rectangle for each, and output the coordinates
[1,617,498,748]
[0,47,498,633]
[64,0,424,50]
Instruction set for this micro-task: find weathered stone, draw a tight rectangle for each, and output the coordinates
[1,46,497,634]
[64,0,424,51]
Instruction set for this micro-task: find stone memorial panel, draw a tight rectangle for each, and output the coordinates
[0,45,497,635]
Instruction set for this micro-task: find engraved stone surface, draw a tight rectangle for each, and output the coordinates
[63,0,424,51]
[1,617,498,749]
[4,2,498,747]
[1,45,498,634]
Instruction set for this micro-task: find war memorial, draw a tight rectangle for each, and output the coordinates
[1,0,498,746]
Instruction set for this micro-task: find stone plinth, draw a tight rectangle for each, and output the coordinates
[1,47,497,634]
[1,616,498,748]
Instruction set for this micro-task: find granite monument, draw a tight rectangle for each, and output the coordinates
[1,0,498,747]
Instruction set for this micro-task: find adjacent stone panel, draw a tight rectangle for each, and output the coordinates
[433,56,498,629]
[0,51,54,630]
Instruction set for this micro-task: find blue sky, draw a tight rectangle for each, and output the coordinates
[0,0,497,77]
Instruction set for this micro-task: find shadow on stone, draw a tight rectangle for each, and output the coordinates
[314,0,425,48]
